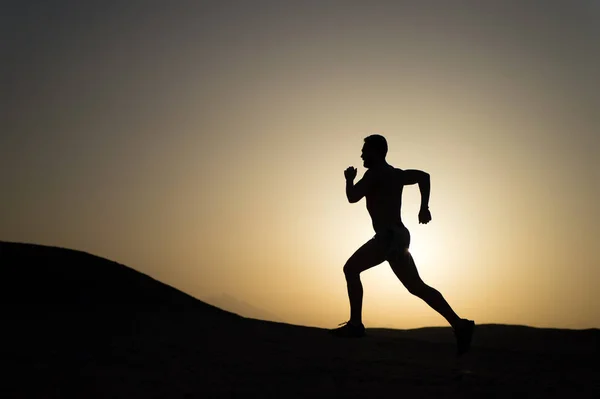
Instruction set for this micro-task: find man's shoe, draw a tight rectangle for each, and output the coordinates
[454,319,475,356]
[329,321,366,338]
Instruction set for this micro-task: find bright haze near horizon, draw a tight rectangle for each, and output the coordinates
[2,0,599,330]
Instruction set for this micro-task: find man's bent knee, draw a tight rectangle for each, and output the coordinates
[343,262,361,280]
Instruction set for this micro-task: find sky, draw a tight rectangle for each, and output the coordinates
[2,0,599,330]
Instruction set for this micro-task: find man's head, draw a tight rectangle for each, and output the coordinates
[361,134,388,168]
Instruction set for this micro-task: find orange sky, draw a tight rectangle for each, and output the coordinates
[2,1,599,329]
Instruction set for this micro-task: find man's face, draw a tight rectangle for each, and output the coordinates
[361,144,376,168]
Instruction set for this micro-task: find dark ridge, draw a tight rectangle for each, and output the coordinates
[0,241,236,315]
[202,292,286,322]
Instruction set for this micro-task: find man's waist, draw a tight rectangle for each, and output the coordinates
[373,221,405,234]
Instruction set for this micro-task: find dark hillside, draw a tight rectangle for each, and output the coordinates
[1,241,598,398]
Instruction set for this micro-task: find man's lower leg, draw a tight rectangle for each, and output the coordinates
[411,282,474,355]
[329,273,367,337]
[346,275,363,325]
[415,284,461,328]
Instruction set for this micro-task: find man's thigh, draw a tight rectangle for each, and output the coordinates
[388,250,424,288]
[344,238,388,275]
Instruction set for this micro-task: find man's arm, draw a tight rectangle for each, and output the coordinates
[402,169,432,224]
[346,168,373,203]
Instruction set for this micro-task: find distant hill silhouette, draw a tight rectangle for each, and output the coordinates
[1,241,598,398]
[203,293,285,322]
[0,241,237,314]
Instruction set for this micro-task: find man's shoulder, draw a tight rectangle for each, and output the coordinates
[389,166,404,176]
[368,166,404,183]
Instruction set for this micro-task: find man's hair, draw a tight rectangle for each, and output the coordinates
[364,134,388,158]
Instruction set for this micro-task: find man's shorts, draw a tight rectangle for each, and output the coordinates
[373,223,411,262]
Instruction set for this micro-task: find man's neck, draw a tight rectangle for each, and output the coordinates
[369,160,389,170]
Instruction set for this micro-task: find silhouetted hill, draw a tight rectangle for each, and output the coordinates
[1,241,598,398]
[203,293,285,322]
[0,241,235,314]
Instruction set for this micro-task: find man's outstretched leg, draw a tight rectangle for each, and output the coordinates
[330,238,386,338]
[389,251,475,355]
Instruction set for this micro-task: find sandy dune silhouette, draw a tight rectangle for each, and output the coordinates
[2,241,598,398]
[203,293,285,323]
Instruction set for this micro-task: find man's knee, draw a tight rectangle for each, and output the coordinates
[343,261,360,281]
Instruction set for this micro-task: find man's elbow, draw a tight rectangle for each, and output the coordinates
[347,194,360,203]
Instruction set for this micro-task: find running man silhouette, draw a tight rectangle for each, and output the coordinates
[330,134,475,356]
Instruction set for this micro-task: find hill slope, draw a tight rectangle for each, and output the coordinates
[1,241,598,398]
[203,293,285,322]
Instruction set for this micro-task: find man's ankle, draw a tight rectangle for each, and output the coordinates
[451,317,463,330]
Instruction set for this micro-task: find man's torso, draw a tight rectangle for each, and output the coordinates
[365,164,405,232]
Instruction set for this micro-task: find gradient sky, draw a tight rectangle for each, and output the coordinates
[3,0,599,329]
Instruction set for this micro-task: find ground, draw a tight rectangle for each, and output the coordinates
[1,242,598,398]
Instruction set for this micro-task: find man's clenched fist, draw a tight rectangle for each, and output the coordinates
[418,208,432,224]
[344,166,357,181]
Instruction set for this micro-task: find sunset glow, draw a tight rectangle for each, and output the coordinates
[3,1,598,330]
